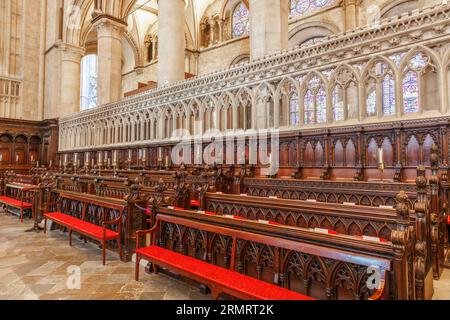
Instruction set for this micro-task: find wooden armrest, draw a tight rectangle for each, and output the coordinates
[136,221,159,249]
[136,229,154,237]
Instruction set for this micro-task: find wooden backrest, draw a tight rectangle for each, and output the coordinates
[4,183,38,203]
[56,190,126,226]
[54,173,175,202]
[155,208,404,300]
[243,177,417,207]
[203,192,411,241]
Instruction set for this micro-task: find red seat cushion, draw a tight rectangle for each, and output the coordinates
[190,200,200,207]
[136,245,314,300]
[447,215,450,225]
[0,196,32,208]
[44,212,119,240]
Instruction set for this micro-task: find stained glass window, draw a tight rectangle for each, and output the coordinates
[403,71,419,114]
[366,62,396,117]
[366,88,376,116]
[316,88,327,123]
[389,52,406,67]
[382,74,396,115]
[290,0,336,19]
[409,53,428,69]
[333,86,344,121]
[232,2,250,38]
[290,92,299,125]
[304,90,315,124]
[304,76,327,125]
[402,53,428,114]
[80,55,97,111]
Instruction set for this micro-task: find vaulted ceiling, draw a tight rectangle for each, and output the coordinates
[65,0,220,49]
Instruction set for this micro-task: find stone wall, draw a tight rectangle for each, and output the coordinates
[0,0,45,121]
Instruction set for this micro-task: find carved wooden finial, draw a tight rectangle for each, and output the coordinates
[395,191,410,218]
[430,144,439,168]
[415,166,427,190]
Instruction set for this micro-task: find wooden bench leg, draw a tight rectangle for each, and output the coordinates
[20,208,23,223]
[44,218,47,234]
[69,230,72,246]
[135,254,141,281]
[117,238,123,262]
[102,239,106,266]
[210,287,221,300]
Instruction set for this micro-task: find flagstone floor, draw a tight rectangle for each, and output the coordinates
[0,213,208,300]
[0,213,449,300]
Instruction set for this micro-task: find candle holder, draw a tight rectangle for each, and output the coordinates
[85,162,91,175]
[377,162,385,182]
[377,148,385,182]
[112,162,118,176]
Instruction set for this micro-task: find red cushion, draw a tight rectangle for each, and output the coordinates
[447,215,450,225]
[0,196,32,208]
[136,246,314,300]
[44,212,119,240]
[190,200,200,207]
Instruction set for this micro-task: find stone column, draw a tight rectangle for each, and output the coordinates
[249,0,288,60]
[60,44,84,117]
[157,0,186,87]
[344,0,360,31]
[200,23,207,48]
[151,39,157,61]
[209,19,216,46]
[218,19,224,43]
[93,15,126,106]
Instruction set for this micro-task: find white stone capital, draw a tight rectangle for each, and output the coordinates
[92,16,127,41]
[59,43,85,63]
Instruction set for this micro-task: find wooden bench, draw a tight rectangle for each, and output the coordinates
[136,208,396,300]
[201,191,438,299]
[0,183,37,222]
[43,191,125,265]
[242,166,447,281]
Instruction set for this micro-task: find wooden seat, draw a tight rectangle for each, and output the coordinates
[0,188,34,223]
[0,196,33,209]
[43,191,125,265]
[135,245,315,300]
[44,212,119,240]
[190,199,200,208]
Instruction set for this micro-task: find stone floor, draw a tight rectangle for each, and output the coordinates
[0,213,449,300]
[0,213,208,300]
